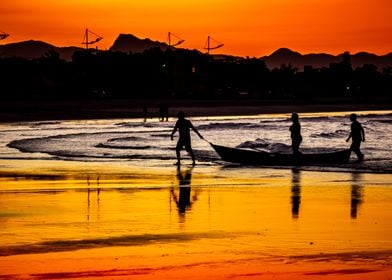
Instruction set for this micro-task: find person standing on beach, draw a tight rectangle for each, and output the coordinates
[159,103,169,122]
[171,111,203,165]
[346,113,365,161]
[289,112,302,155]
[143,105,148,122]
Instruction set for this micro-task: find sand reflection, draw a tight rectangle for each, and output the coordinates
[291,168,301,219]
[170,166,200,225]
[1,170,392,279]
[350,173,363,219]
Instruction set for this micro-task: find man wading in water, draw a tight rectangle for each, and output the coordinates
[171,111,204,166]
[346,113,365,161]
[290,112,302,156]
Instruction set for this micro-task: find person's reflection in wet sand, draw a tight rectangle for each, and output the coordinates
[86,175,101,221]
[350,173,363,219]
[171,166,197,216]
[291,168,301,219]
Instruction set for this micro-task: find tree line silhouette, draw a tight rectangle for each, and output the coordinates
[0,48,391,101]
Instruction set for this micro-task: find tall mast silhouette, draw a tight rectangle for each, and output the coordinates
[81,28,103,49]
[204,36,224,55]
[168,32,185,48]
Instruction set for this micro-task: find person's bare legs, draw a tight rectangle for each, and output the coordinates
[188,149,196,165]
[176,146,181,165]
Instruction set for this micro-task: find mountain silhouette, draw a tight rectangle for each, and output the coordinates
[109,34,169,53]
[0,40,83,61]
[262,48,392,69]
[1,36,391,69]
[262,48,305,68]
[350,52,392,69]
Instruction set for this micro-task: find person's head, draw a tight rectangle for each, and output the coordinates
[350,113,357,122]
[178,111,185,120]
[291,112,299,122]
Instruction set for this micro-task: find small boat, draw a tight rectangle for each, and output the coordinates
[210,143,351,166]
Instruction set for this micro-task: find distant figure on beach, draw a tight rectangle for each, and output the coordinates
[159,103,169,122]
[171,111,203,165]
[143,105,148,122]
[346,113,365,161]
[164,105,169,121]
[289,112,302,155]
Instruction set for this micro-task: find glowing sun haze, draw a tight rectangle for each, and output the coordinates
[1,0,391,56]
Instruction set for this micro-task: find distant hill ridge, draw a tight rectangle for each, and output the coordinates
[1,35,391,69]
[262,48,392,69]
[0,40,83,61]
[109,33,169,53]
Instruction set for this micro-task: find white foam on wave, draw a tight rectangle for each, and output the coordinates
[2,112,392,172]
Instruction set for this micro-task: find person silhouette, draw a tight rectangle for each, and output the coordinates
[346,113,365,161]
[142,105,148,122]
[171,111,203,166]
[159,104,165,122]
[164,104,169,122]
[159,103,169,122]
[289,112,302,155]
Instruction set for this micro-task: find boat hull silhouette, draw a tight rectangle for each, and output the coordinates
[211,143,351,165]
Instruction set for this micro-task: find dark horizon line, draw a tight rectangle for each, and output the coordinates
[1,35,392,58]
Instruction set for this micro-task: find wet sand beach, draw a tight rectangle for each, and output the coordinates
[1,109,392,279]
[0,161,392,279]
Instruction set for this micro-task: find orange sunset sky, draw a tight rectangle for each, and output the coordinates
[1,0,391,57]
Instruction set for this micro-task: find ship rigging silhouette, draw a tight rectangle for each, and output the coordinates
[204,36,223,54]
[167,32,185,47]
[81,29,103,49]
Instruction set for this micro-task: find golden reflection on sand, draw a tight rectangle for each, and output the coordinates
[0,164,392,279]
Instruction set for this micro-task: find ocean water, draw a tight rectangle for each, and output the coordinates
[1,110,391,173]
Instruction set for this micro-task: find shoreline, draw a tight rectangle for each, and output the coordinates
[1,159,392,178]
[1,159,392,183]
[1,98,392,123]
[0,104,391,176]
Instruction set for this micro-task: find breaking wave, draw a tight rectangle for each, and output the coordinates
[96,143,152,150]
[107,136,144,142]
[310,130,347,138]
[2,111,392,172]
[236,138,292,153]
[197,122,264,130]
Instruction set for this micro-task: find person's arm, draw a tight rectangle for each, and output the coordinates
[361,125,365,142]
[346,132,352,142]
[190,122,203,139]
[171,123,178,140]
